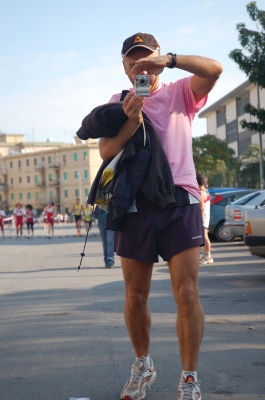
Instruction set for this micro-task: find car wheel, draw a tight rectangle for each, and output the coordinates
[215,221,235,242]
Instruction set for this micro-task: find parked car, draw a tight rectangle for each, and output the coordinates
[224,190,265,239]
[209,189,257,241]
[208,187,247,195]
[244,207,265,258]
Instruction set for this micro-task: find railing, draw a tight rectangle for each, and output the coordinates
[36,164,45,171]
[36,182,46,187]
[49,163,60,169]
[49,180,60,186]
[0,184,8,191]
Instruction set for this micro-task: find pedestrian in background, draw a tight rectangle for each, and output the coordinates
[45,200,55,239]
[93,205,115,269]
[13,202,25,239]
[196,173,214,264]
[0,205,5,238]
[83,202,93,233]
[72,198,83,236]
[25,204,35,238]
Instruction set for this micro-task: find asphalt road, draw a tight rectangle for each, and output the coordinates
[0,232,264,400]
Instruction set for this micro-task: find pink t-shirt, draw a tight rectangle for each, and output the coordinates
[109,76,207,201]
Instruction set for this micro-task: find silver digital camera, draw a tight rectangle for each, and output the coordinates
[134,74,150,97]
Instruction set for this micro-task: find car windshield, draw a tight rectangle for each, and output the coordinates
[232,192,260,205]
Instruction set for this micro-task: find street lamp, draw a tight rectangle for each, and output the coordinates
[257,85,264,189]
[225,113,230,187]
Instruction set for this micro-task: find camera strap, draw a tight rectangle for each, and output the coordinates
[77,205,95,272]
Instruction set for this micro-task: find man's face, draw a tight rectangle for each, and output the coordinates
[123,48,159,92]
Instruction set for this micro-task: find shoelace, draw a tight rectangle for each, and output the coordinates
[179,382,201,399]
[128,362,147,388]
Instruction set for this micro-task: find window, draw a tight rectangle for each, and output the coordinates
[83,151,87,160]
[232,192,260,205]
[19,177,22,183]
[19,193,23,200]
[75,189,79,197]
[63,154,66,165]
[27,176,30,183]
[18,160,21,169]
[10,177,13,185]
[34,175,39,183]
[27,192,31,200]
[49,190,53,198]
[11,193,14,200]
[84,170,88,179]
[34,158,37,166]
[64,189,68,198]
[236,93,250,117]
[63,172,68,180]
[65,207,69,214]
[85,188,89,196]
[10,161,13,168]
[226,119,238,144]
[216,108,226,127]
[35,192,39,200]
[74,153,78,161]
[26,159,29,167]
[49,173,53,181]
[238,130,255,156]
[48,156,52,164]
[74,171,79,179]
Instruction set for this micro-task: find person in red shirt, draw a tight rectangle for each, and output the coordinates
[0,205,6,238]
[45,200,55,238]
[13,202,26,239]
[25,204,35,238]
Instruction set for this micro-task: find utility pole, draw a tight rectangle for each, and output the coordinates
[257,85,264,189]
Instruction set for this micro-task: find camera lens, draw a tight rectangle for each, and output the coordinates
[139,77,148,85]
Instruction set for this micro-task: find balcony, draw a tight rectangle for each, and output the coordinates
[36,182,46,187]
[0,183,8,191]
[49,179,60,186]
[49,163,60,169]
[36,164,45,171]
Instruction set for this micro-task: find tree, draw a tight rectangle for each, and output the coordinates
[193,134,239,186]
[229,1,265,188]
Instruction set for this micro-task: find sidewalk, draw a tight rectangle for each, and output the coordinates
[1,222,100,239]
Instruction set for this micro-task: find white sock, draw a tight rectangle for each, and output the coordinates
[136,355,150,368]
[180,370,198,384]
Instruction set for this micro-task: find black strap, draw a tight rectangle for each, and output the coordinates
[166,53,177,69]
[120,90,129,101]
[77,206,95,271]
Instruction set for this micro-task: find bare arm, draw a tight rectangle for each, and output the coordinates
[132,54,223,102]
[99,92,144,161]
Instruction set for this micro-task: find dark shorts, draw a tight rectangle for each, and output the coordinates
[75,215,81,222]
[26,222,34,229]
[114,204,204,263]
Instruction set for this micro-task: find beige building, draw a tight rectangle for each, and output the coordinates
[199,79,265,157]
[0,133,102,214]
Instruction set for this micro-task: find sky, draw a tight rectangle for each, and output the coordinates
[0,0,260,143]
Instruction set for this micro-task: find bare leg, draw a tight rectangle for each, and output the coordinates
[121,257,153,357]
[203,229,211,254]
[168,246,204,371]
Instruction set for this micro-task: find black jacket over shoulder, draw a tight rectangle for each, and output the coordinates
[76,102,175,230]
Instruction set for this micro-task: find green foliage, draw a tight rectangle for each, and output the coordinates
[240,102,265,133]
[193,134,240,186]
[229,2,265,88]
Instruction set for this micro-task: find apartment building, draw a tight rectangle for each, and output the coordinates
[198,79,265,157]
[0,134,102,213]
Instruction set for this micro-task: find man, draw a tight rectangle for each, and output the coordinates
[196,173,214,265]
[96,33,222,399]
[72,198,83,236]
[13,202,26,239]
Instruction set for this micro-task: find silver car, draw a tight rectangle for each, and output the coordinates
[224,190,265,238]
[244,207,265,258]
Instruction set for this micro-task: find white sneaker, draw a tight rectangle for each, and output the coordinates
[200,256,214,265]
[178,380,201,399]
[120,357,156,400]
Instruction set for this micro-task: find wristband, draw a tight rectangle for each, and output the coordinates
[166,53,177,69]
